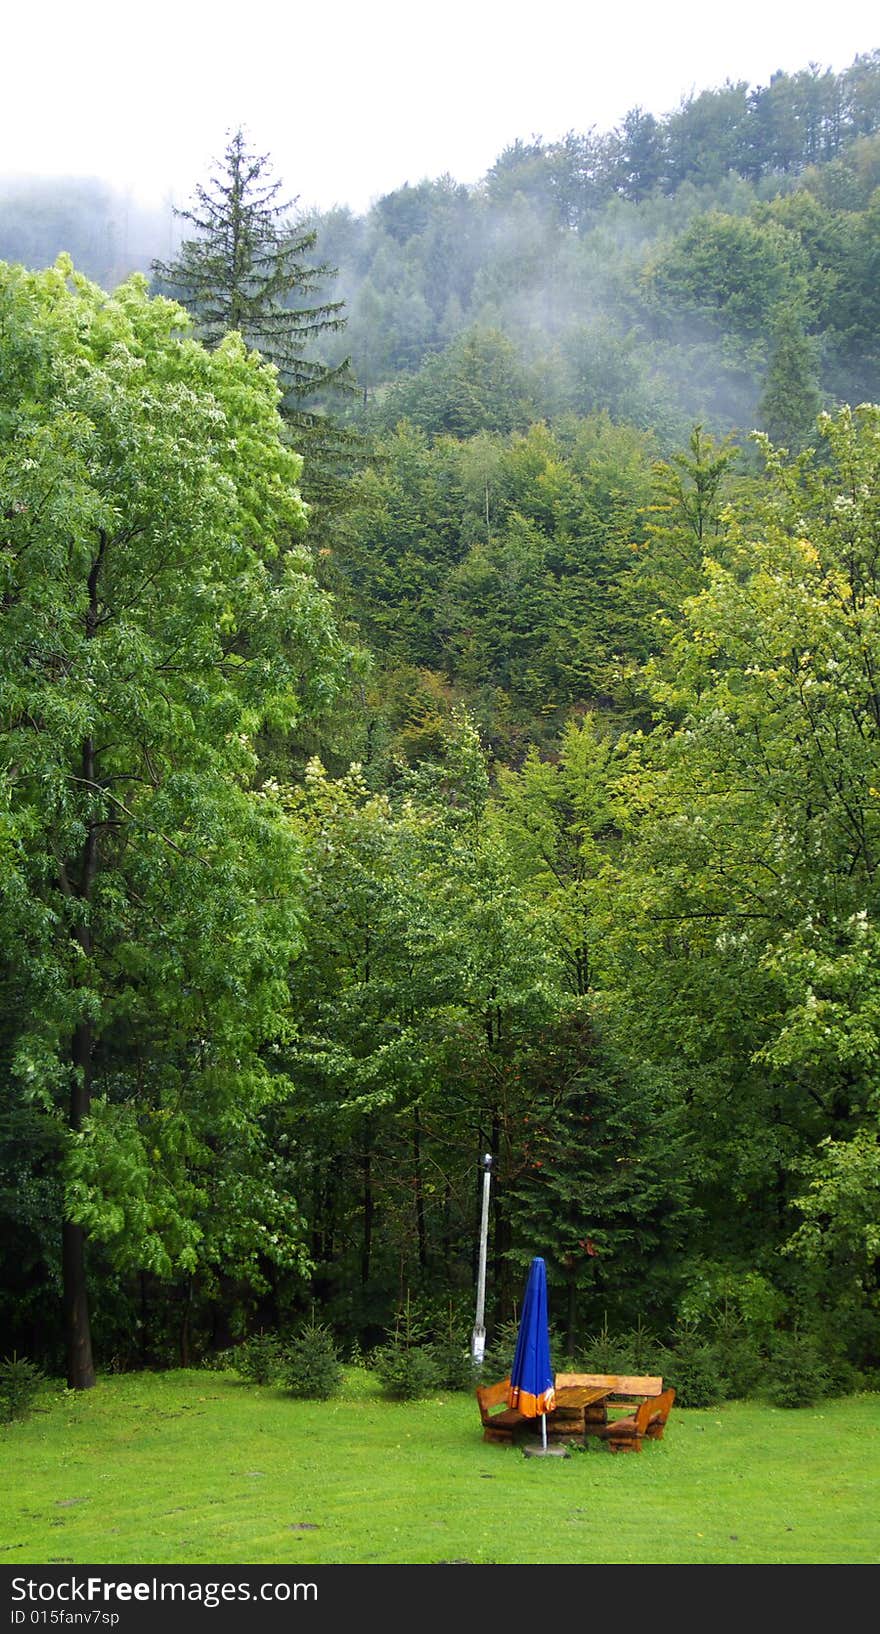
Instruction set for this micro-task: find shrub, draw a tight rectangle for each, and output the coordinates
[427,1301,479,1391]
[0,1355,45,1424]
[764,1331,832,1408]
[282,1318,343,1401]
[662,1324,725,1407]
[481,1316,527,1381]
[374,1343,437,1400]
[373,1292,438,1401]
[232,1333,285,1386]
[346,1338,366,1370]
[711,1332,765,1400]
[617,1318,665,1376]
[573,1316,629,1376]
[430,1341,479,1392]
[199,1347,238,1373]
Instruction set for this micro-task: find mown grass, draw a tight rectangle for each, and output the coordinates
[2,1367,878,1565]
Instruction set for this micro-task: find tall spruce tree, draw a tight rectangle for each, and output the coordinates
[153,130,358,530]
[154,128,348,407]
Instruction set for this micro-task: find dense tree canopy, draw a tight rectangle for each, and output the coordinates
[2,49,880,1393]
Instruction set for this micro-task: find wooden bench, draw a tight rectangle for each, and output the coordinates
[555,1372,664,1399]
[555,1373,663,1435]
[476,1378,597,1443]
[476,1377,530,1443]
[595,1387,676,1453]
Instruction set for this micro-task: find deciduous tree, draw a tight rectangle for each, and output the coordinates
[0,259,346,1385]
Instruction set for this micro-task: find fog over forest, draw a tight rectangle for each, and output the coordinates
[3,47,880,440]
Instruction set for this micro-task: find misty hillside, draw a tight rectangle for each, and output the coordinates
[2,48,880,444]
[3,48,877,759]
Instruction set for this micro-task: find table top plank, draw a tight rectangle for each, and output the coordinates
[553,1383,615,1408]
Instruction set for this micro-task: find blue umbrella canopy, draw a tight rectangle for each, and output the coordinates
[507,1256,555,1418]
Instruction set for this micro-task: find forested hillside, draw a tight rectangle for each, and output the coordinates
[2,50,879,1402]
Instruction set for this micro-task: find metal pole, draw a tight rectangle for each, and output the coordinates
[471,1153,494,1364]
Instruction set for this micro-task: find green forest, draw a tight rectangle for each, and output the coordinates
[2,49,880,1409]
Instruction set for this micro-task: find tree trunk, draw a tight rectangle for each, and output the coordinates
[361,1116,373,1286]
[412,1106,427,1271]
[180,1276,194,1368]
[62,553,105,1390]
[62,1219,95,1390]
[63,1017,96,1389]
[566,1274,577,1358]
[140,1272,151,1367]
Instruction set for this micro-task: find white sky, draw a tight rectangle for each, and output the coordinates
[5,1,879,214]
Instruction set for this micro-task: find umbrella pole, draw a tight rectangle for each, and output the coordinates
[541,1413,547,1451]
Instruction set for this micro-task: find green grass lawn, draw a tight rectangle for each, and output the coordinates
[2,1367,878,1565]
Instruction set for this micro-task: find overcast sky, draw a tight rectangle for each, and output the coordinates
[5,2,879,214]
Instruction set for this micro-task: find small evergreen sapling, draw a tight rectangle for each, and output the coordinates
[283,1317,343,1400]
[0,1355,45,1423]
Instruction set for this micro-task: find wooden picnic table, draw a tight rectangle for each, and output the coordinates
[552,1381,616,1410]
[477,1372,672,1449]
[552,1374,664,1438]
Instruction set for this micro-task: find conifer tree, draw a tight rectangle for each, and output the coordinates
[153,130,360,532]
[153,128,349,413]
[758,309,822,452]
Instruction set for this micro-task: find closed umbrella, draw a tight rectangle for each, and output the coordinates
[507,1256,555,1451]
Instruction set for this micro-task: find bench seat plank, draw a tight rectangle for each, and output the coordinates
[554,1372,663,1397]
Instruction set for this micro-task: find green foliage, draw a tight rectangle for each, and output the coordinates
[572,1316,665,1377]
[649,212,810,345]
[282,1317,344,1400]
[574,1316,624,1375]
[675,1268,779,1399]
[373,1346,438,1401]
[199,1348,238,1374]
[333,415,656,754]
[6,79,880,1388]
[420,1298,479,1391]
[231,1334,286,1387]
[710,1331,765,1402]
[626,423,737,630]
[758,309,822,450]
[152,128,348,407]
[662,1324,726,1408]
[787,1129,880,1290]
[0,257,349,1381]
[592,406,880,1362]
[151,129,363,543]
[0,1354,45,1423]
[481,1316,527,1381]
[616,1319,666,1376]
[429,1342,479,1393]
[373,1293,439,1400]
[764,1331,833,1408]
[377,329,539,439]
